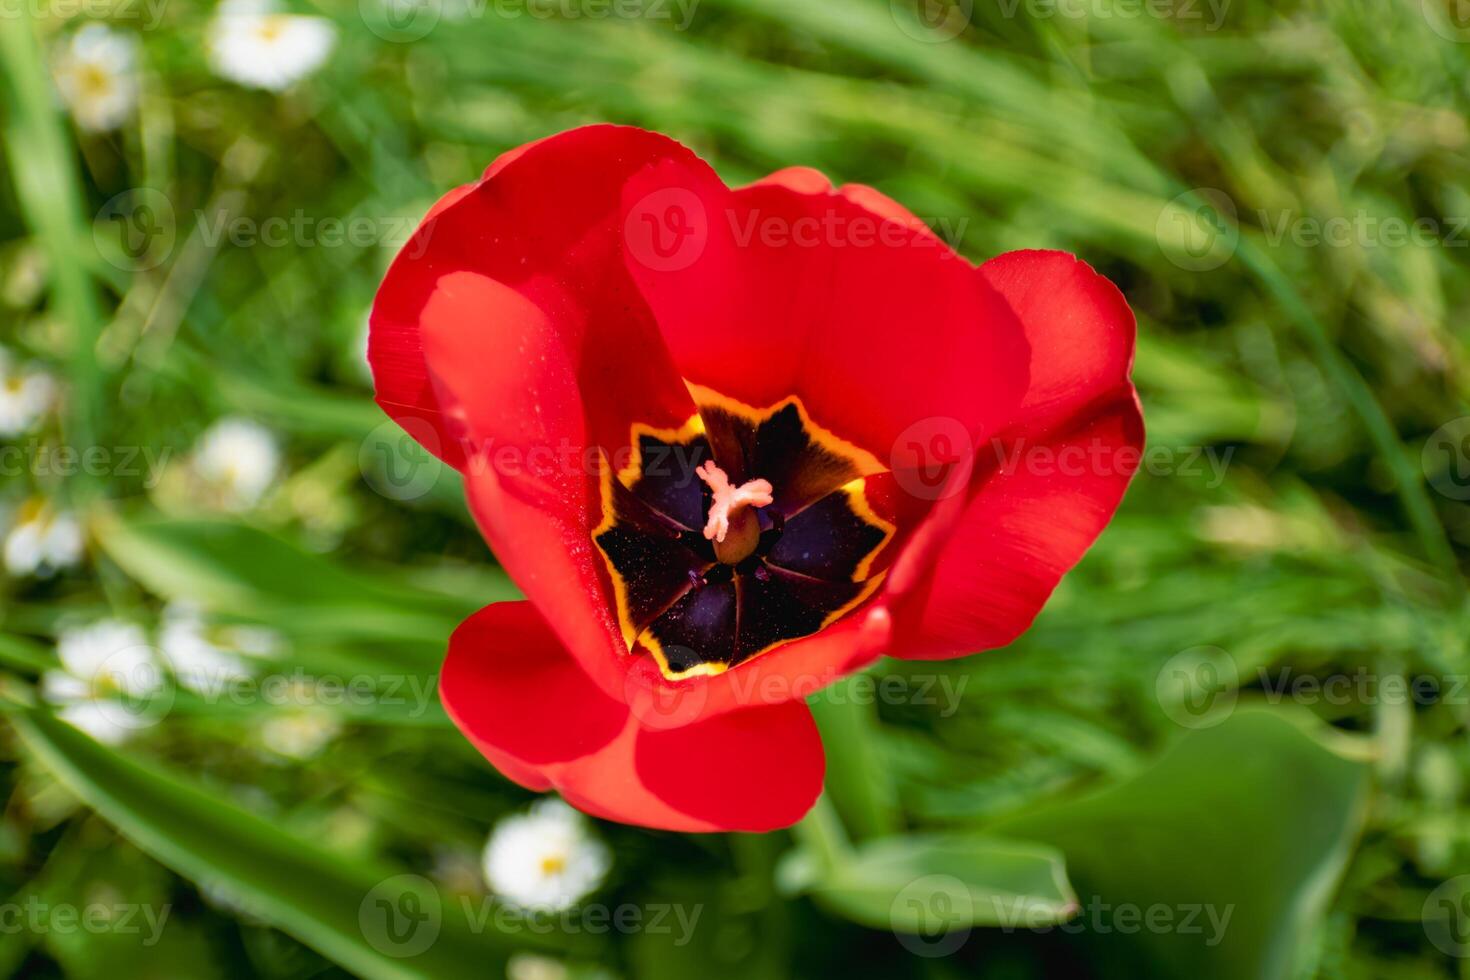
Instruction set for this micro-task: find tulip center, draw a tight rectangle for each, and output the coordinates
[593,386,894,681]
[695,460,772,564]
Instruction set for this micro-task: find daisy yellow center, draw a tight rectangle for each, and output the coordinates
[92,671,121,698]
[539,854,566,876]
[77,65,114,98]
[257,16,289,42]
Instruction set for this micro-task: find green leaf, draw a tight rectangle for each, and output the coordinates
[786,833,1077,932]
[0,14,105,460]
[13,708,589,979]
[92,516,500,642]
[989,710,1370,980]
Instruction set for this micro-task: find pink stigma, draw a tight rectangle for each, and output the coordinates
[696,461,773,543]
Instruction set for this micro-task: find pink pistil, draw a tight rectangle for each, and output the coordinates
[696,461,773,543]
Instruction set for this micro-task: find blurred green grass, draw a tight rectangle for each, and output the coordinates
[2,0,1470,977]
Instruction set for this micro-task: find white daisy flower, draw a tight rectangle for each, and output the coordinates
[0,347,57,436]
[483,799,610,911]
[259,677,339,759]
[42,620,164,745]
[191,416,281,511]
[207,0,336,92]
[52,24,141,132]
[4,501,84,578]
[159,601,277,697]
[507,953,569,980]
[259,708,340,759]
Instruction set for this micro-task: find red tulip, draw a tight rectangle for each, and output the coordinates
[369,125,1143,832]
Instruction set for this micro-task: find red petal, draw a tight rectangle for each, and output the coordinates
[633,697,825,832]
[440,603,627,774]
[362,132,564,467]
[980,249,1137,436]
[367,180,481,470]
[443,602,824,832]
[889,251,1142,659]
[629,171,1030,460]
[890,397,1142,659]
[376,126,737,688]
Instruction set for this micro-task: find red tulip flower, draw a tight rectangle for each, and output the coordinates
[369,126,1142,832]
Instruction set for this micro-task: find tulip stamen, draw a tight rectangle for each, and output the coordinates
[696,460,773,564]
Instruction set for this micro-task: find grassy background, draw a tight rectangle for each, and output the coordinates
[3,0,1470,977]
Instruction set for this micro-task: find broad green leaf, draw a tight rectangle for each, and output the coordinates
[990,710,1369,980]
[784,833,1077,933]
[13,708,589,980]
